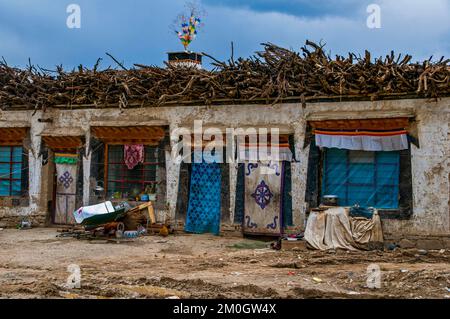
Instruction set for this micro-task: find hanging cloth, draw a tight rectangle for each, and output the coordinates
[243,161,284,236]
[54,153,78,225]
[124,144,144,169]
[185,162,222,235]
[315,130,408,151]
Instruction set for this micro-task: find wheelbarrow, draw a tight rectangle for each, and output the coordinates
[73,201,129,235]
[82,208,128,231]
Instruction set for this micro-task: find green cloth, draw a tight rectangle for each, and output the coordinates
[54,156,78,165]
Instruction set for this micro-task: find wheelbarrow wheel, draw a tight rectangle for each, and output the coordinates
[115,222,125,238]
[117,222,125,232]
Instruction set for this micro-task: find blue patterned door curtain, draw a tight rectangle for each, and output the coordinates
[184,162,222,235]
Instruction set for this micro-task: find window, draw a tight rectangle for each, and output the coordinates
[322,148,400,209]
[106,145,161,198]
[0,146,23,196]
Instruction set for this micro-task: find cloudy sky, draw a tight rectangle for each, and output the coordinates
[0,0,448,70]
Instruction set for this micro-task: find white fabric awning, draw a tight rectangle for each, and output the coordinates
[315,130,409,151]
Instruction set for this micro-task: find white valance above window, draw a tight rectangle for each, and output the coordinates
[315,130,409,151]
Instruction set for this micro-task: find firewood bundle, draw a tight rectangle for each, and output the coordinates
[0,40,448,110]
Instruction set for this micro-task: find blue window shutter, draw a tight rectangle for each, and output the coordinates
[0,146,24,197]
[323,148,400,209]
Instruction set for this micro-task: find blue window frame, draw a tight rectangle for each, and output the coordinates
[322,148,400,209]
[0,146,23,196]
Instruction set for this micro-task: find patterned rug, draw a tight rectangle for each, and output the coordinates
[243,162,284,236]
[55,156,78,225]
[184,162,222,235]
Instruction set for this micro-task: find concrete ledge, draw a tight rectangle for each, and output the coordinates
[0,213,46,228]
[387,235,450,250]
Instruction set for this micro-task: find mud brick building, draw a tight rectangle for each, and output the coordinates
[0,43,449,248]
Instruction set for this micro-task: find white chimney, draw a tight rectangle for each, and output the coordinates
[167,51,202,69]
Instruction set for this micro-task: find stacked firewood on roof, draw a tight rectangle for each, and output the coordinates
[0,40,448,110]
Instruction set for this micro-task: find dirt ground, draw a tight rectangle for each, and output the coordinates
[0,228,449,299]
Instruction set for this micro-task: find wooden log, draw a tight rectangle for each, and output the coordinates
[0,41,448,111]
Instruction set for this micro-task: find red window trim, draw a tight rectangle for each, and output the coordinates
[104,145,161,196]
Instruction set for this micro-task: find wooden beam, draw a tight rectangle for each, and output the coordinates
[91,126,166,144]
[102,139,163,146]
[42,136,83,150]
[309,117,410,130]
[306,111,415,121]
[0,127,28,145]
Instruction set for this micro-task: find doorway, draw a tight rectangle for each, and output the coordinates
[41,135,84,225]
[52,153,80,225]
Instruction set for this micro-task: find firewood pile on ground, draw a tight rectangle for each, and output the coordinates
[0,40,448,110]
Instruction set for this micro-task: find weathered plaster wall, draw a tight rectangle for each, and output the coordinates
[0,111,46,226]
[0,97,448,236]
[301,98,450,236]
[383,107,450,236]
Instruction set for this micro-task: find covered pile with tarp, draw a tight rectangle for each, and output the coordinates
[304,207,383,250]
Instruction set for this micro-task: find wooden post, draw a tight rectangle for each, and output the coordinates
[103,143,109,199]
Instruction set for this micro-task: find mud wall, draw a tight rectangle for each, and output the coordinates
[301,98,450,236]
[0,97,448,236]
